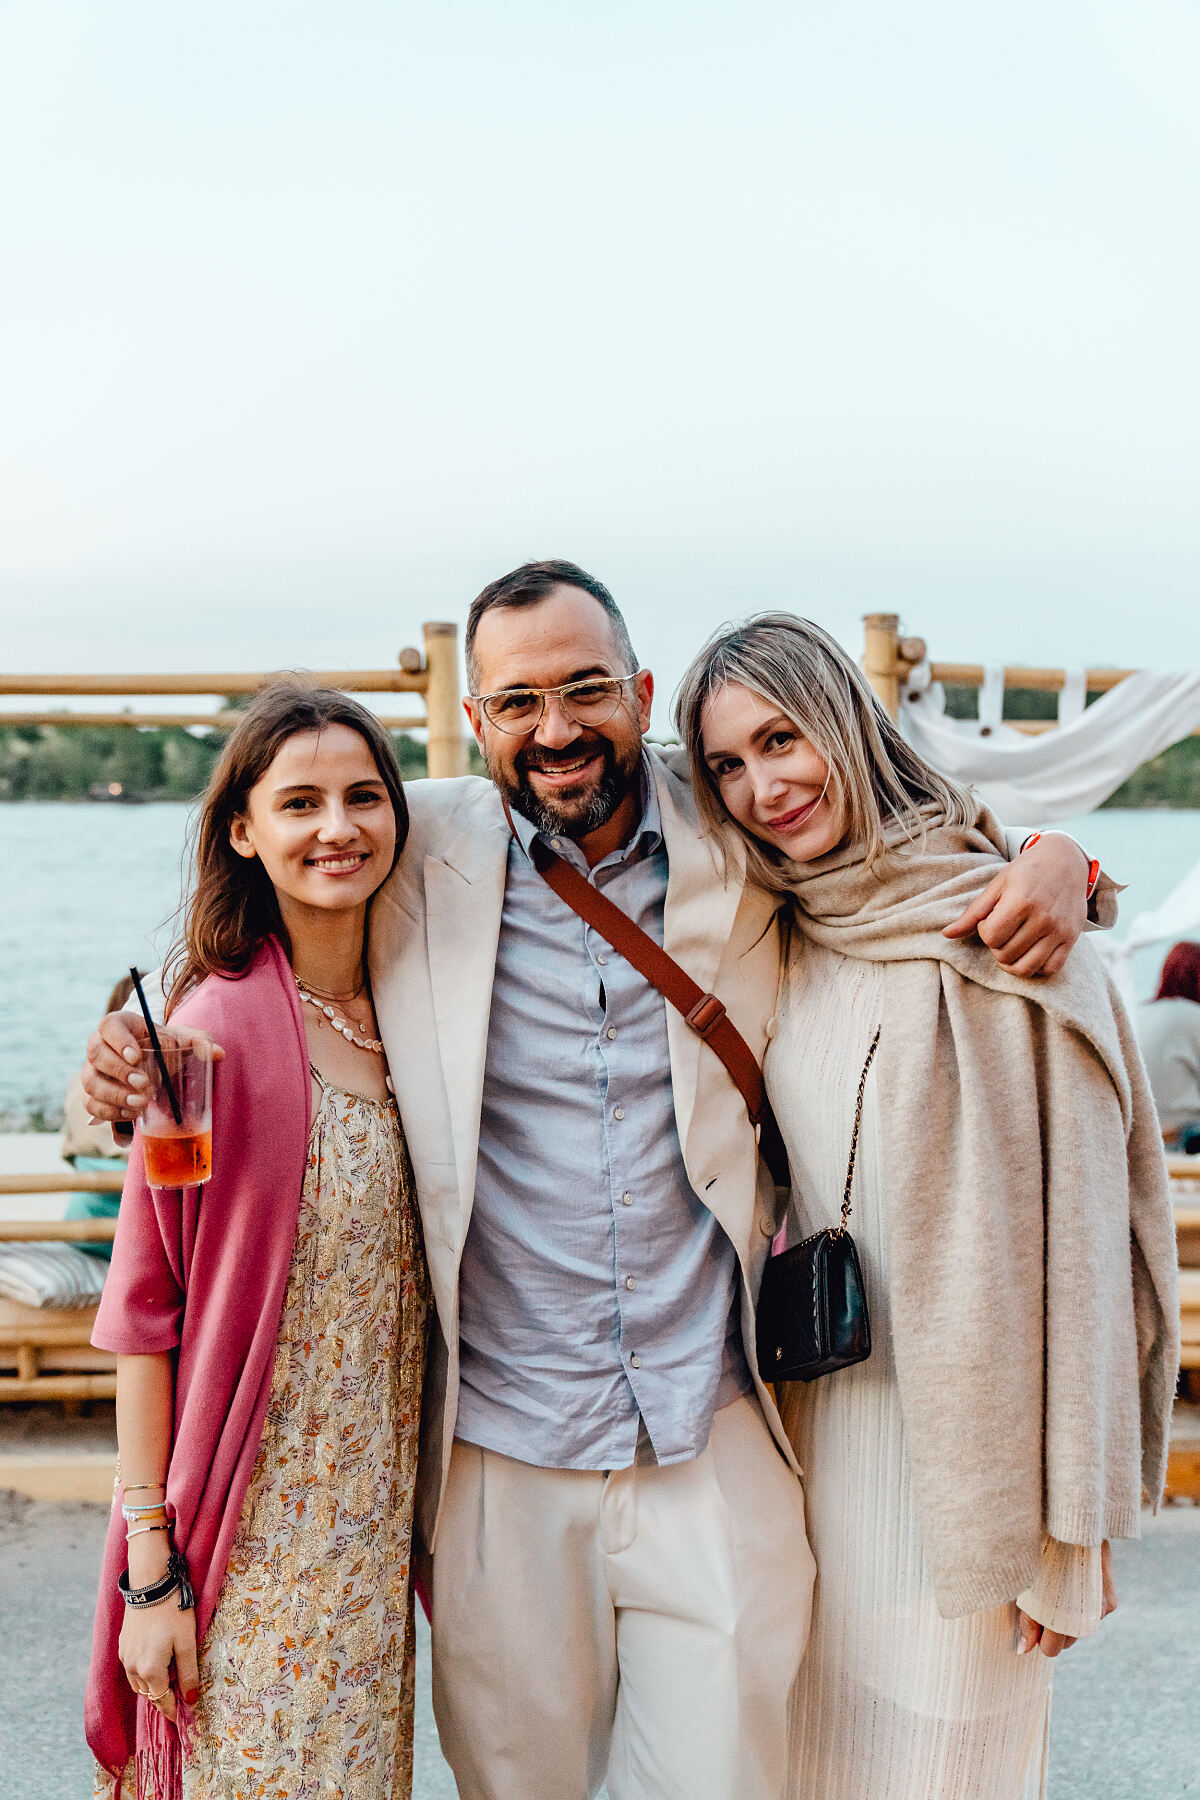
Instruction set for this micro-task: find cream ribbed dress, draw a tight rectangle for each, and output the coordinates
[767,941,1099,1800]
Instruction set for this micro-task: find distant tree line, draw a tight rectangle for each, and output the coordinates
[0,703,1193,805]
[0,722,438,802]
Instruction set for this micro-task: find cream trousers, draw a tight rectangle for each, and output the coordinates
[431,1393,816,1800]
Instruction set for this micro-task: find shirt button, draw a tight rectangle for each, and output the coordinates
[597,954,608,966]
[625,1275,636,1291]
[614,1106,625,1120]
[606,1026,617,1041]
[622,1191,633,1206]
[630,1353,641,1369]
[551,838,564,851]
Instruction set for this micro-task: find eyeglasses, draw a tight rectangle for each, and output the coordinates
[473,673,639,736]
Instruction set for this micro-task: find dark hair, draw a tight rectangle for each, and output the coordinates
[104,973,138,1018]
[163,683,409,1016]
[465,559,638,690]
[1156,942,1200,1004]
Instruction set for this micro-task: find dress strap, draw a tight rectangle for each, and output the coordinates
[309,1062,327,1090]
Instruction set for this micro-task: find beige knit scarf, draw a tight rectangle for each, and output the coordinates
[784,807,1179,1618]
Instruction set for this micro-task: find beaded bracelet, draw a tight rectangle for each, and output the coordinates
[122,1501,168,1520]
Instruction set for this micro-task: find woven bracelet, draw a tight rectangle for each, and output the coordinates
[118,1548,195,1611]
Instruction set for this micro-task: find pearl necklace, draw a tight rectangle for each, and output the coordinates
[295,979,385,1053]
[295,978,395,1097]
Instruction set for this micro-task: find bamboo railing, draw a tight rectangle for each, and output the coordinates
[0,619,470,778]
[0,1182,122,1398]
[1176,1151,1200,1405]
[861,611,1199,735]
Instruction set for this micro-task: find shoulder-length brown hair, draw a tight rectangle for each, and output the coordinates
[673,611,974,890]
[163,683,410,1016]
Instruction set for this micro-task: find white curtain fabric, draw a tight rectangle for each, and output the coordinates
[1090,850,1200,1010]
[1124,853,1200,954]
[898,666,1200,827]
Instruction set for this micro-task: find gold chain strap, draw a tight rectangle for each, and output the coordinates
[837,1026,882,1235]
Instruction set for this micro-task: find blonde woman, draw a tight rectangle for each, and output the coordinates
[675,614,1179,1800]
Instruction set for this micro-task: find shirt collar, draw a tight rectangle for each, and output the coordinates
[507,753,663,869]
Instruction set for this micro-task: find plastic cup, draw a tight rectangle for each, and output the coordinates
[138,1032,214,1189]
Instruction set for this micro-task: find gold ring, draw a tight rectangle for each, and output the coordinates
[146,1687,171,1704]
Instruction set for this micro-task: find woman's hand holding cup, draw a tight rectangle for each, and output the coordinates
[82,1010,224,1133]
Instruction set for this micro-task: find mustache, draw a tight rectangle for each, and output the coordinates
[517,738,609,774]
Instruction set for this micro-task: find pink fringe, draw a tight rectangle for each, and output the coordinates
[133,1692,195,1800]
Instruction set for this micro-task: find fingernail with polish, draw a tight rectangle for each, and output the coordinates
[185,1688,199,1704]
[123,1047,140,1063]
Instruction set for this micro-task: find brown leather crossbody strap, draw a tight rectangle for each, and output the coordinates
[502,801,789,1185]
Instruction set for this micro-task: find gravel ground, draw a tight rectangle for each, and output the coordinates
[1,1491,1196,1800]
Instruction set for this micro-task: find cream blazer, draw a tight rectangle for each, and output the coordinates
[368,747,794,1554]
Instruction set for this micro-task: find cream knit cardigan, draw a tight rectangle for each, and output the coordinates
[785,809,1180,1619]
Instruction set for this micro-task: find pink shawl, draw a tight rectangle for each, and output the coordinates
[85,937,311,1798]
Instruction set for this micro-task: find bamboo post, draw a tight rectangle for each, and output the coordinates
[862,613,901,719]
[423,622,469,779]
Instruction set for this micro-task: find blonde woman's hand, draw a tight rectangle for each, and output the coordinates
[1100,1538,1118,1622]
[1016,1539,1117,1658]
[118,1582,200,1721]
[1016,1609,1077,1658]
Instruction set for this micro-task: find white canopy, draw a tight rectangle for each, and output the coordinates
[898,664,1200,827]
[1124,854,1200,955]
[1089,849,1200,1009]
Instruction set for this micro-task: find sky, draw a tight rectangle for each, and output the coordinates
[1,0,1198,732]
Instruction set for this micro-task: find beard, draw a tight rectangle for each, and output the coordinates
[491,733,642,840]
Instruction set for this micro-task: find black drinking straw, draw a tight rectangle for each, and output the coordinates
[128,965,183,1128]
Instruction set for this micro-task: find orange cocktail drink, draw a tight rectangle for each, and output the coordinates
[141,1127,213,1188]
[139,1030,214,1190]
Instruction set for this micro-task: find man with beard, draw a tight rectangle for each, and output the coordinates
[81,561,1107,1800]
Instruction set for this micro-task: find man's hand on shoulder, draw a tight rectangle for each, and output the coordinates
[943,833,1091,978]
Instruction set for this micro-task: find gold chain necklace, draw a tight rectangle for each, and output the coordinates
[292,970,365,1005]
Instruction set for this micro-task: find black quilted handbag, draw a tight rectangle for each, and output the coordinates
[755,1027,879,1383]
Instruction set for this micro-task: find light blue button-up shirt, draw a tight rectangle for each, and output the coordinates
[454,763,752,1472]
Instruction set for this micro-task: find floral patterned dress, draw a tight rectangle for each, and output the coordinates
[151,1075,427,1800]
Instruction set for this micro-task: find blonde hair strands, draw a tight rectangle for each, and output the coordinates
[673,612,974,891]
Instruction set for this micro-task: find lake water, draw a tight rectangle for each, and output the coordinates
[1,801,1198,1122]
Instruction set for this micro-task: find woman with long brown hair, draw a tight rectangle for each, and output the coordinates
[676,615,1178,1800]
[86,684,429,1800]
